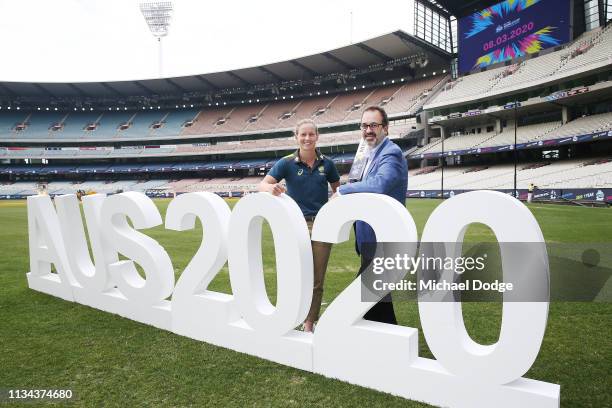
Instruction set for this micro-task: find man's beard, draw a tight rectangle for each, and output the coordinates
[364,133,379,149]
[364,139,376,155]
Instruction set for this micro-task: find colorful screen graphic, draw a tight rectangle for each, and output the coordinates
[458,0,571,74]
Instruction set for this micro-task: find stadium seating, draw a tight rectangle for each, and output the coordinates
[0,77,440,142]
[427,67,506,107]
[171,177,262,193]
[343,84,403,122]
[412,130,497,154]
[232,158,268,169]
[163,178,201,192]
[115,111,167,138]
[130,179,171,191]
[2,24,610,207]
[3,157,609,198]
[56,112,101,139]
[278,94,336,130]
[383,76,445,114]
[408,158,612,190]
[243,99,302,132]
[426,25,612,109]
[150,109,200,137]
[24,112,66,139]
[180,106,235,136]
[0,181,39,195]
[214,104,269,134]
[314,89,373,124]
[86,111,133,139]
[0,111,29,137]
[73,164,111,173]
[413,113,611,154]
[548,112,612,138]
[159,175,342,194]
[481,121,563,146]
[48,179,171,194]
[555,25,612,77]
[0,152,353,178]
[0,119,417,159]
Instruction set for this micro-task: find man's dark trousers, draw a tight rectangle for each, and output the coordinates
[358,252,397,325]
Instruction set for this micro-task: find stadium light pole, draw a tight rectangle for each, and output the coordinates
[441,128,445,199]
[513,100,518,198]
[139,1,174,78]
[350,10,354,44]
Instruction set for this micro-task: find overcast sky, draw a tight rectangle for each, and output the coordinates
[0,0,415,83]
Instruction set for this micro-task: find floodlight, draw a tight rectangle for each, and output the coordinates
[139,2,173,38]
[139,2,173,77]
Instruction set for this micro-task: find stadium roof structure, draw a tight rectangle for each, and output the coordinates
[0,30,451,104]
[421,0,507,17]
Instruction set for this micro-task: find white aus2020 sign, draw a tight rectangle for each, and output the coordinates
[26,190,560,408]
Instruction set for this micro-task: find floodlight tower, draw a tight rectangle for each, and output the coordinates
[139,1,173,78]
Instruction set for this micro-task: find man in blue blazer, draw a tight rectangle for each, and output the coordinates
[333,106,408,324]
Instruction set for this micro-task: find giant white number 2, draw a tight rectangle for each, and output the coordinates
[165,192,237,346]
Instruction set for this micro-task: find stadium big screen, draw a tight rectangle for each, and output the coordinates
[458,0,571,74]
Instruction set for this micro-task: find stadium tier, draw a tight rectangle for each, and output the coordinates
[425,25,612,110]
[408,158,612,190]
[0,77,442,143]
[0,120,417,159]
[2,157,611,199]
[0,177,288,197]
[412,112,612,155]
[0,152,357,176]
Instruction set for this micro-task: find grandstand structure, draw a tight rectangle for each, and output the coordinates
[1,0,611,203]
[0,30,450,197]
[405,0,612,203]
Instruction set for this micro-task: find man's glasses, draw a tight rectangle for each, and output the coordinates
[360,122,383,130]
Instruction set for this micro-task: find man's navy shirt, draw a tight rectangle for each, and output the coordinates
[268,150,340,217]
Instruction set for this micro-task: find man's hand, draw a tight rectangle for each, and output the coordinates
[267,183,286,196]
[330,192,340,200]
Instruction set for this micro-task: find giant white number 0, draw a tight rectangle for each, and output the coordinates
[25,190,559,408]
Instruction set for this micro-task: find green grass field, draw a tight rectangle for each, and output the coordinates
[0,198,610,407]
